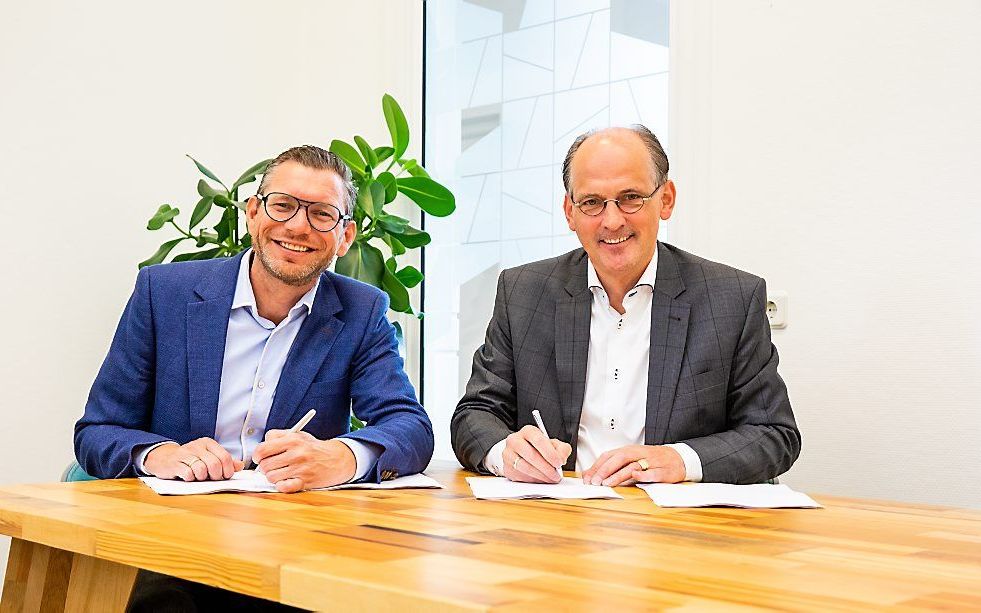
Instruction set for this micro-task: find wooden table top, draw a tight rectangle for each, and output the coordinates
[1,461,979,611]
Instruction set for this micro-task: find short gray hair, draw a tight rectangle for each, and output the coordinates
[258,145,358,215]
[561,124,669,195]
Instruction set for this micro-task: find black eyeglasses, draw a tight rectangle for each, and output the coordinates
[570,182,665,217]
[257,192,352,233]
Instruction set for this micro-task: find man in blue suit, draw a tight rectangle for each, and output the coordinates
[75,145,433,496]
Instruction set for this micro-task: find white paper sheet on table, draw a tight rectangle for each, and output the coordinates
[637,482,822,508]
[466,476,622,500]
[139,470,443,496]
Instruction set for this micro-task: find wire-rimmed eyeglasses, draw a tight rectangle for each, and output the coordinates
[570,182,665,217]
[258,192,352,233]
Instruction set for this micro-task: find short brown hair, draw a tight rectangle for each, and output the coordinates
[561,125,669,195]
[258,145,358,215]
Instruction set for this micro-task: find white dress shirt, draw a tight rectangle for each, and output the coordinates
[137,251,376,480]
[483,248,702,481]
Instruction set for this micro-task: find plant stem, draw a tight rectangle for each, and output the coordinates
[169,220,193,239]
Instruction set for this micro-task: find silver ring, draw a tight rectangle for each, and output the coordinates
[513,456,521,470]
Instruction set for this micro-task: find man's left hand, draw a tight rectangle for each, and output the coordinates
[582,445,686,487]
[252,431,356,493]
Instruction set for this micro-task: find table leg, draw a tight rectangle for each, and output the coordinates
[1,539,137,613]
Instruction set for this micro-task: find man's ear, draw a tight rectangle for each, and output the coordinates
[658,180,677,221]
[563,193,576,231]
[335,219,357,258]
[245,196,259,232]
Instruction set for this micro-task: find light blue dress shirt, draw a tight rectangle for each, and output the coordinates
[137,250,376,480]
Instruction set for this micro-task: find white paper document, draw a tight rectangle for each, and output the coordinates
[139,470,443,496]
[637,482,822,508]
[466,476,622,500]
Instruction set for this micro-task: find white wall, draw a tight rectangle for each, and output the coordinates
[0,0,421,573]
[670,0,981,508]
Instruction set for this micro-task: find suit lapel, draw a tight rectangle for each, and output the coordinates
[187,254,241,440]
[555,252,591,453]
[645,244,691,445]
[264,275,345,432]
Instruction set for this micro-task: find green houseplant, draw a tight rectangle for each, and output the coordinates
[140,94,454,317]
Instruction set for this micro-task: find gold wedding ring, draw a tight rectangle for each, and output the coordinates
[181,457,204,468]
[513,456,521,470]
[637,458,650,471]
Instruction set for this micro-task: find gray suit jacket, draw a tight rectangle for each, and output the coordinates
[451,242,801,484]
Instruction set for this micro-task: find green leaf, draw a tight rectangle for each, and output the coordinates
[213,206,237,241]
[196,179,221,198]
[396,177,455,217]
[392,321,404,346]
[147,205,179,231]
[382,266,411,313]
[374,146,395,164]
[377,171,398,203]
[395,265,423,288]
[187,155,227,188]
[242,233,252,248]
[231,159,272,191]
[189,196,214,230]
[392,226,431,248]
[382,94,410,158]
[382,234,406,256]
[213,193,247,211]
[377,214,409,234]
[334,240,385,288]
[195,230,219,247]
[350,414,365,431]
[399,158,430,178]
[139,237,186,268]
[353,136,378,169]
[172,247,222,262]
[356,180,386,217]
[329,139,366,177]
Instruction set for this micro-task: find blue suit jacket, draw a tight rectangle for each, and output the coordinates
[74,252,434,481]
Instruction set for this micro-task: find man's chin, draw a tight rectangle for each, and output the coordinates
[257,250,332,287]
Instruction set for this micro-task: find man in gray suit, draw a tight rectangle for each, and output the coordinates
[451,125,800,486]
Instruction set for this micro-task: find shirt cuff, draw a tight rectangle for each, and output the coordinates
[483,439,507,476]
[336,438,379,482]
[134,441,179,476]
[665,443,703,482]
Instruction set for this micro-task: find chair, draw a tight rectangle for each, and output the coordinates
[61,460,98,482]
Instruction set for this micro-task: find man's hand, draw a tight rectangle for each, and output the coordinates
[582,445,686,487]
[502,425,572,484]
[252,431,356,493]
[144,438,243,481]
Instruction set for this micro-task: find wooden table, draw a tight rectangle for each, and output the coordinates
[1,461,979,612]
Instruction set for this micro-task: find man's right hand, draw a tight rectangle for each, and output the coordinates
[143,438,243,481]
[502,425,572,484]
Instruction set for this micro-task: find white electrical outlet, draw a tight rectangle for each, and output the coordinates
[766,291,788,329]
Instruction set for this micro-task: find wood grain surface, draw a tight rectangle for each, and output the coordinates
[1,461,979,611]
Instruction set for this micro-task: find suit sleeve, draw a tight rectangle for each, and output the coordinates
[681,278,802,484]
[451,271,518,473]
[74,267,172,479]
[339,291,434,482]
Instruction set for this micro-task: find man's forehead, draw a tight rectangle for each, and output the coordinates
[264,162,343,200]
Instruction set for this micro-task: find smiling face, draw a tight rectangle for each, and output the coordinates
[563,129,676,290]
[246,160,355,288]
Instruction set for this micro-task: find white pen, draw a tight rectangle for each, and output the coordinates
[531,409,563,480]
[289,409,317,433]
[251,410,317,471]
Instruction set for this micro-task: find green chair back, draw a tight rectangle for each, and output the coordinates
[62,460,98,482]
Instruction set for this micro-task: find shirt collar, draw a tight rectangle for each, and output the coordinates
[232,249,319,316]
[586,245,659,292]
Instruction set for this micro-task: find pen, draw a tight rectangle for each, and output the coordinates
[531,409,563,480]
[250,410,317,470]
[289,409,317,433]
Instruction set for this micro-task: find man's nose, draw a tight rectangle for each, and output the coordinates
[600,201,627,228]
[284,205,313,232]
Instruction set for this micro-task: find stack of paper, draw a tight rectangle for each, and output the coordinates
[466,476,622,500]
[139,470,443,496]
[637,482,822,508]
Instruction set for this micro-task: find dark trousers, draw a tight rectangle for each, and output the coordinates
[126,570,308,612]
